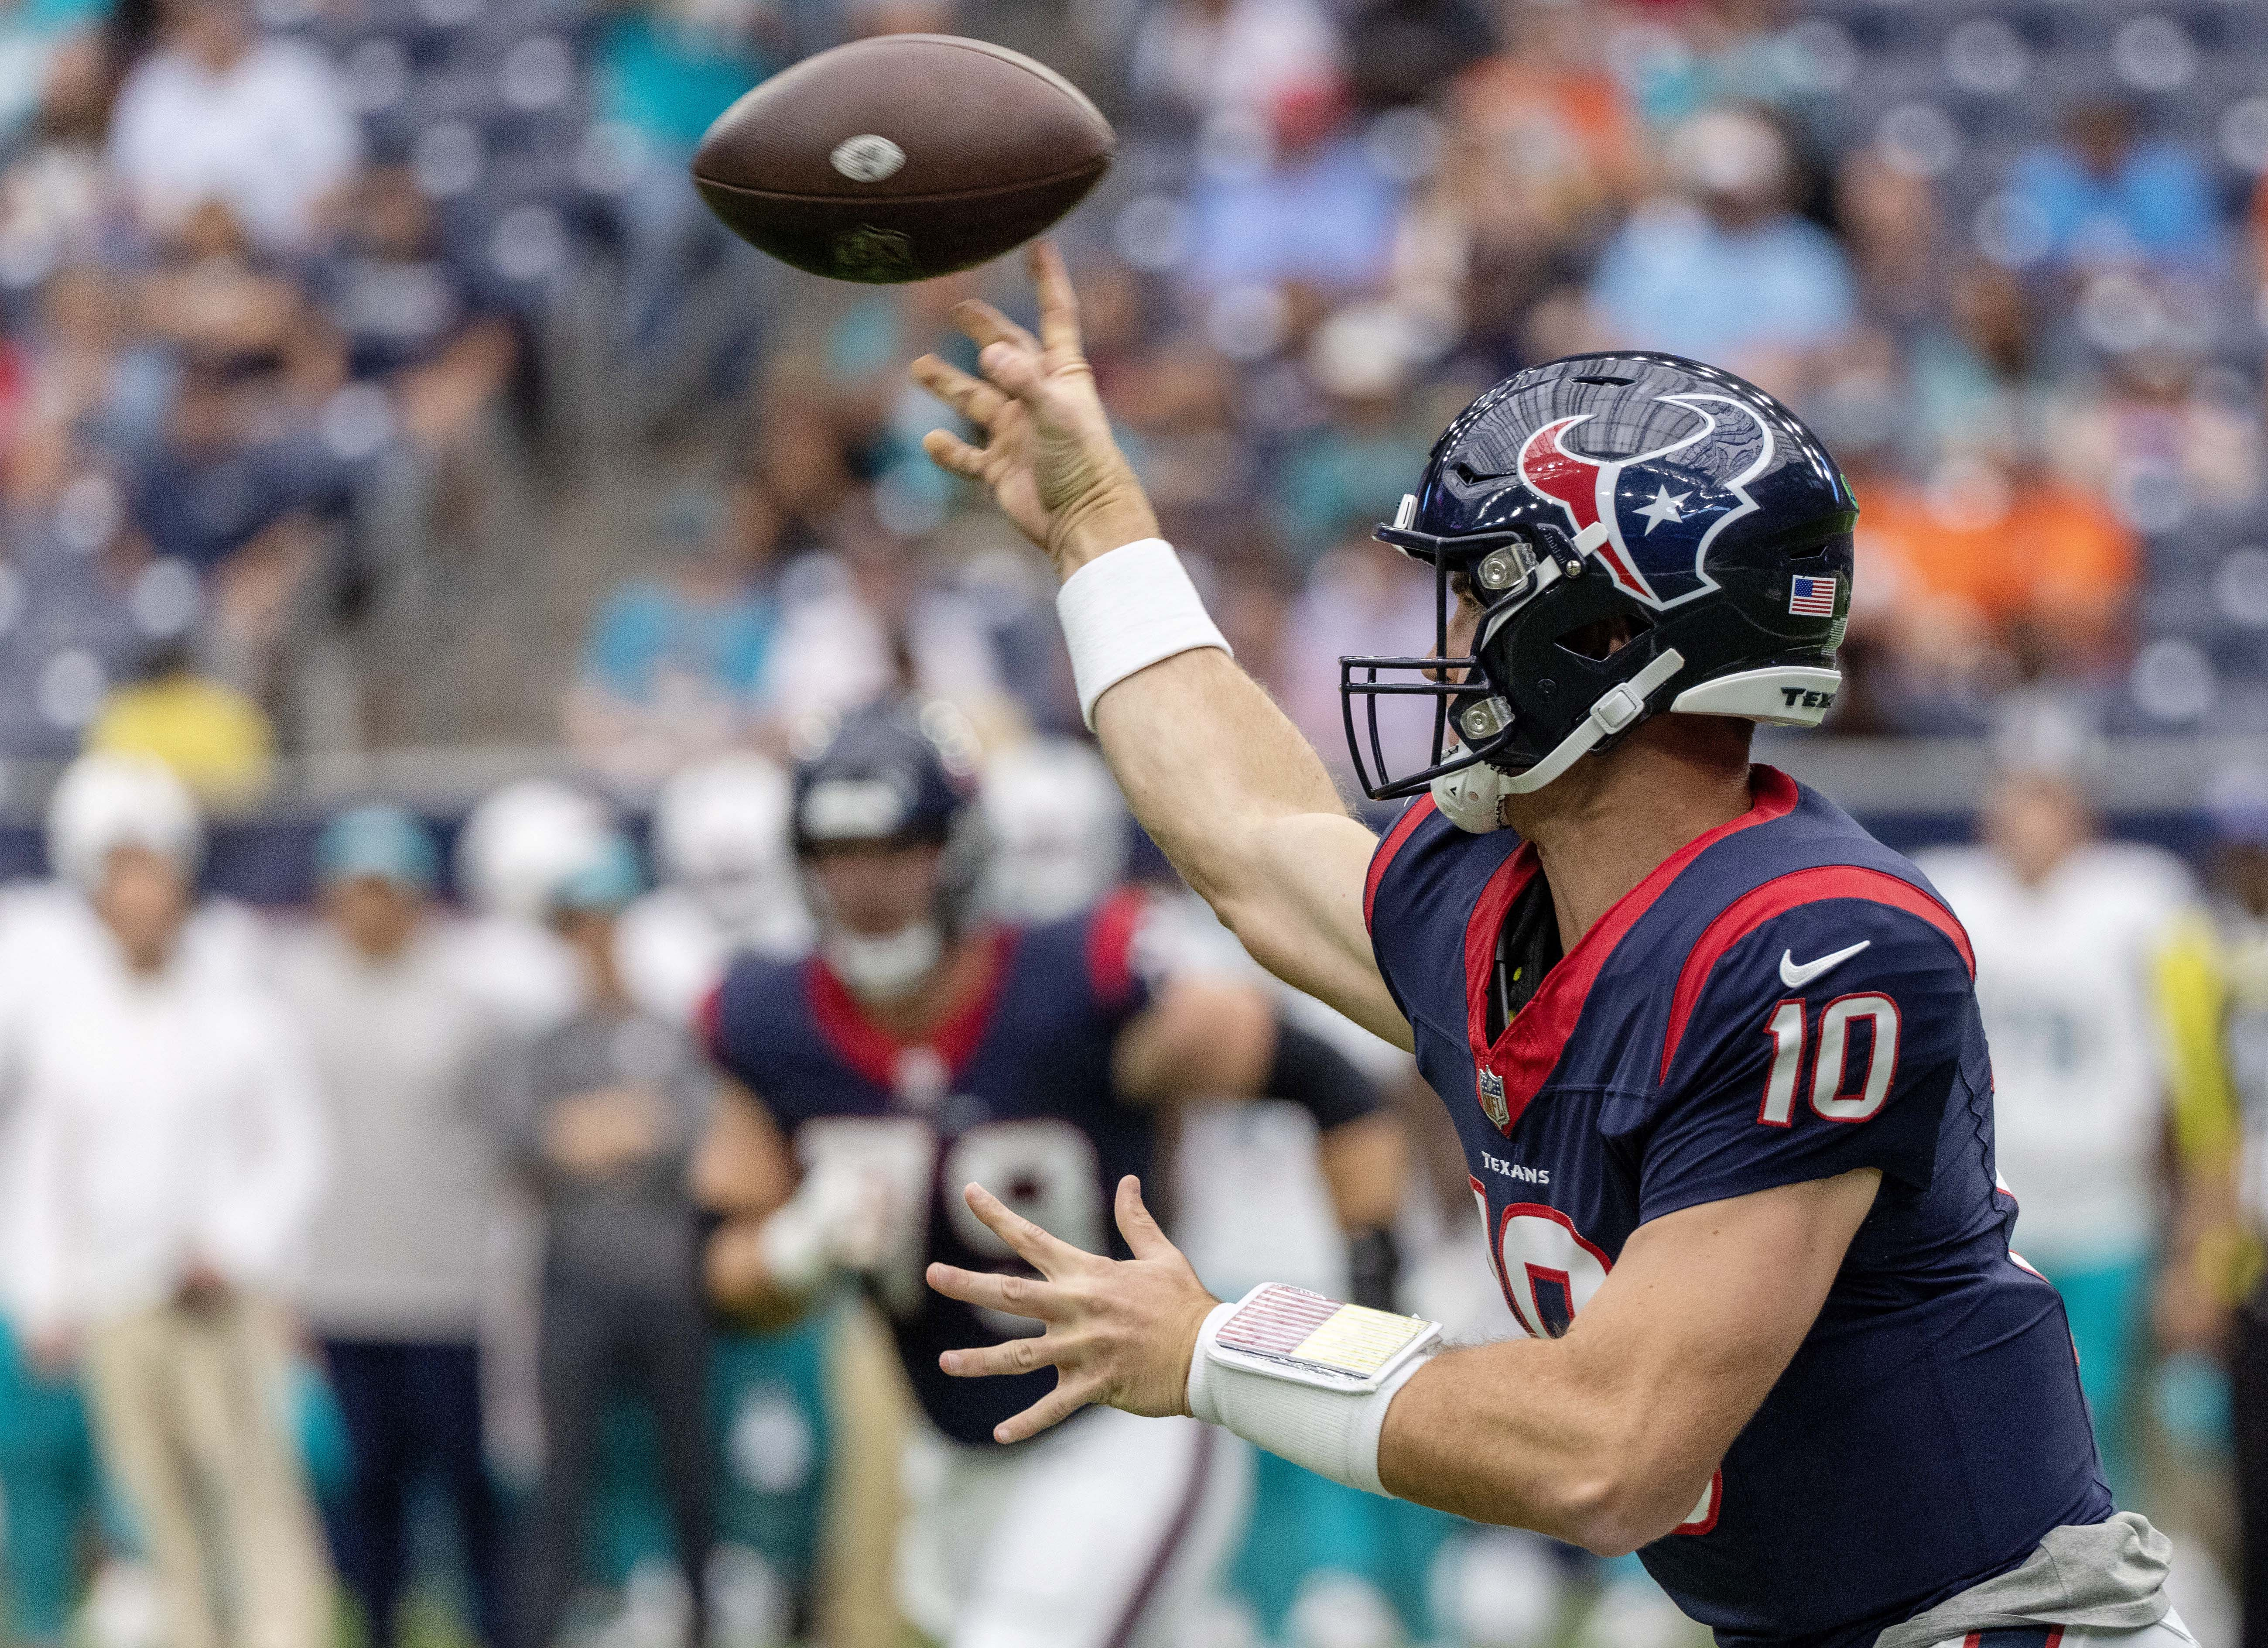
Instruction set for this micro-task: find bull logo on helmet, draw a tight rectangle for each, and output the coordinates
[1514,393,1775,609]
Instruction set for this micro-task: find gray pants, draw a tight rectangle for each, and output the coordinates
[517,1275,712,1648]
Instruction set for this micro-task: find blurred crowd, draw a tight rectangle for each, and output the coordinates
[0,0,2265,790]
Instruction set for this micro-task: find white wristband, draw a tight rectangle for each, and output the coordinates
[1056,538,1231,729]
[1184,1290,1440,1498]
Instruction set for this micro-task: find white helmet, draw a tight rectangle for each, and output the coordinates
[455,779,612,920]
[46,752,203,892]
[650,753,808,950]
[978,738,1130,923]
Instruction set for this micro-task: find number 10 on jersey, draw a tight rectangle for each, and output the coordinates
[1758,994,1901,1127]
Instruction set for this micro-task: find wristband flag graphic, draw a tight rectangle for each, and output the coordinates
[1213,1283,1440,1392]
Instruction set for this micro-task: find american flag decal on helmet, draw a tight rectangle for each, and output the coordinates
[1788,575,1837,617]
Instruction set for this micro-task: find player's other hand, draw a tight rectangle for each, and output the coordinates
[928,1174,1216,1445]
[910,240,1160,580]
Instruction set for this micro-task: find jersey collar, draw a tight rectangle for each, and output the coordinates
[1464,765,1800,1135]
[806,925,1020,1100]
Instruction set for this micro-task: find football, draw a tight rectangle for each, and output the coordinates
[691,35,1116,284]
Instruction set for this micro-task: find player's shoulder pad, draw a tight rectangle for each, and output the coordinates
[699,947,807,1079]
[1659,865,1974,1084]
[1076,885,1168,1013]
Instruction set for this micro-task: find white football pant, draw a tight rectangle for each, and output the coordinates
[896,1407,1252,1648]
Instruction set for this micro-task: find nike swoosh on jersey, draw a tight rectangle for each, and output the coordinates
[1779,939,1871,989]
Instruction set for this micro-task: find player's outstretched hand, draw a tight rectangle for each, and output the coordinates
[927,1174,1217,1445]
[910,240,1160,581]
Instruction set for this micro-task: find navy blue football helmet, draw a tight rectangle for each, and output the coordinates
[791,697,989,925]
[1342,352,1856,809]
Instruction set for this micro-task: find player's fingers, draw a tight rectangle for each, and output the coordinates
[920,428,991,481]
[925,1261,1071,1321]
[976,340,1046,403]
[910,354,1006,428]
[992,1378,1096,1446]
[962,1182,1090,1276]
[950,298,1041,357]
[1029,240,1084,361]
[937,1332,1065,1380]
[1114,1175,1179,1264]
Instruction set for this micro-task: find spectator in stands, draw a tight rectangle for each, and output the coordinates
[318,167,517,454]
[0,0,107,144]
[1450,0,1645,212]
[1919,767,2197,1500]
[1587,105,1856,393]
[1272,302,1434,566]
[1838,145,1949,336]
[1396,4,1640,371]
[566,481,783,783]
[1128,0,1339,133]
[0,753,332,1648]
[749,386,857,558]
[2044,343,2267,519]
[1904,264,2044,469]
[1340,0,1488,113]
[125,353,348,692]
[489,831,716,1648]
[1183,79,1405,295]
[2008,99,2221,277]
[1272,518,1437,786]
[1852,451,2137,697]
[87,639,276,805]
[105,0,358,254]
[10,268,154,476]
[594,0,777,365]
[277,806,508,1648]
[760,499,1016,735]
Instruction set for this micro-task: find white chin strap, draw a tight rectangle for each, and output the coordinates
[1429,648,1686,833]
[822,922,944,1000]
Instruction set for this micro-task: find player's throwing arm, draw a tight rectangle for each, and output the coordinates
[911,245,1405,1048]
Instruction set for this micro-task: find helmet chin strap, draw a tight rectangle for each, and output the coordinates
[1429,648,1686,833]
[822,922,945,1001]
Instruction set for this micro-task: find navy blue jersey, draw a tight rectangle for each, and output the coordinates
[704,892,1159,1447]
[1365,767,2109,1647]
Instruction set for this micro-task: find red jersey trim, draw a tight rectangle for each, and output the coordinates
[695,980,727,1067]
[805,926,1020,1092]
[1365,796,1437,934]
[1085,887,1149,1011]
[1657,864,1975,1083]
[1468,767,1801,1136]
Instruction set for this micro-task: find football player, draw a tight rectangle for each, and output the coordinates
[690,699,1404,1648]
[902,243,2189,1648]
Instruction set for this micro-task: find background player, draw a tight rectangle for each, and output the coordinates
[907,245,2186,1647]
[691,697,1404,1648]
[1920,763,2199,1503]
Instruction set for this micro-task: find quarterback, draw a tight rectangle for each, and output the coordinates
[906,244,2187,1648]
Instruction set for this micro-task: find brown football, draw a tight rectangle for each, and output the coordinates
[691,35,1116,284]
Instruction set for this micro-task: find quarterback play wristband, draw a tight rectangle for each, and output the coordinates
[1184,1284,1441,1497]
[1056,538,1231,729]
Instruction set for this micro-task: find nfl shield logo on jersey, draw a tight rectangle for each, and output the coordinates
[1477,1067,1510,1129]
